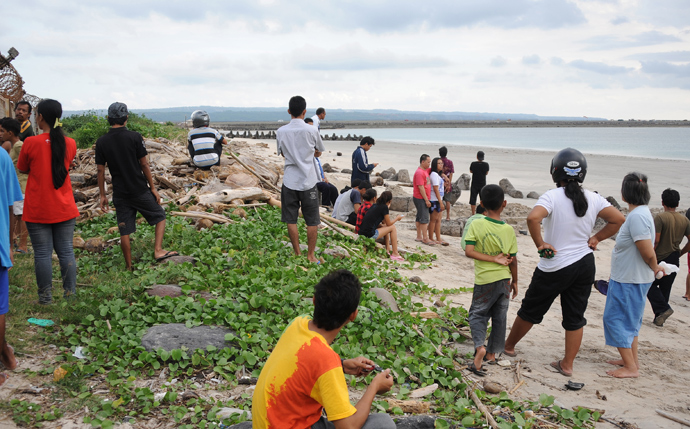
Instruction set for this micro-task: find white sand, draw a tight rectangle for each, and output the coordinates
[243,137,690,428]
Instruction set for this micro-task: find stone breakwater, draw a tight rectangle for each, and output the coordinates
[221,130,364,141]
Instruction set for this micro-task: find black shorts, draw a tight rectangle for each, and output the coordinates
[113,191,166,236]
[469,185,483,206]
[517,253,595,331]
[281,185,320,226]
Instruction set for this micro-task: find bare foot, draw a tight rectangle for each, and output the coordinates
[0,344,18,371]
[0,373,8,386]
[607,367,639,378]
[485,352,496,363]
[474,347,486,371]
[607,359,624,366]
[154,250,179,261]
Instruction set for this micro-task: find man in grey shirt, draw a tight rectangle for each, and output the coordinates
[276,96,326,263]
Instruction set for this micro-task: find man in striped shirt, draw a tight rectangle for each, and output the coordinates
[187,110,228,169]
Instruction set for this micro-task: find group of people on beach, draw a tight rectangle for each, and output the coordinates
[2,94,689,428]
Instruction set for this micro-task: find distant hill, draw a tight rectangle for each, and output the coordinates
[62,106,607,123]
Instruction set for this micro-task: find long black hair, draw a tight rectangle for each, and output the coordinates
[430,157,442,176]
[37,99,68,189]
[561,179,588,217]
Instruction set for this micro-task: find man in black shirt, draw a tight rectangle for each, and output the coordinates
[96,102,177,270]
[469,151,489,215]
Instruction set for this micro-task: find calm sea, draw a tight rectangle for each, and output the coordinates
[333,127,690,160]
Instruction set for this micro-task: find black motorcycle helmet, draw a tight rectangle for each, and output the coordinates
[550,148,587,184]
[191,110,210,128]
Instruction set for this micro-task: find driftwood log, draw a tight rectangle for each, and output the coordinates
[172,211,235,224]
[198,187,269,205]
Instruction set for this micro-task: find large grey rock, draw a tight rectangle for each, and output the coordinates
[380,167,396,180]
[371,176,384,187]
[370,287,400,312]
[323,246,350,258]
[457,173,471,190]
[141,323,237,352]
[161,255,197,266]
[446,182,462,205]
[606,196,621,210]
[526,191,540,199]
[70,173,86,186]
[499,178,524,199]
[216,408,251,420]
[342,168,352,174]
[396,169,411,183]
[440,219,464,237]
[395,415,443,429]
[146,284,214,300]
[390,196,413,212]
[322,163,335,173]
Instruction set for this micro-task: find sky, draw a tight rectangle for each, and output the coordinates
[3,0,690,119]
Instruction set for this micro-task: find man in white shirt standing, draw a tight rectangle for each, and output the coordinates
[277,96,326,263]
[311,107,326,131]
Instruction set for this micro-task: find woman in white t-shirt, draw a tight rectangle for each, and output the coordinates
[603,173,662,378]
[427,157,448,246]
[504,148,625,377]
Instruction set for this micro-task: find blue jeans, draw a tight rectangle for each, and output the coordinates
[26,219,77,304]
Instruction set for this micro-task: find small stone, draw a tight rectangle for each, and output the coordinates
[147,284,183,298]
[232,208,247,219]
[73,236,85,249]
[519,230,528,235]
[73,190,88,203]
[336,152,342,156]
[526,191,540,199]
[341,168,352,174]
[216,408,252,420]
[323,246,350,258]
[107,226,119,235]
[409,276,422,283]
[84,237,105,253]
[196,219,214,230]
[482,380,503,394]
[370,287,400,312]
[434,300,445,308]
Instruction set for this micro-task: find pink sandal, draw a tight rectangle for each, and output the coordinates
[390,255,405,262]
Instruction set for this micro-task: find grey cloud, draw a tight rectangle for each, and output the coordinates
[634,0,690,28]
[522,55,541,65]
[291,44,449,71]
[490,56,507,67]
[582,31,682,50]
[610,16,629,25]
[569,60,633,74]
[550,57,565,66]
[59,0,586,33]
[640,61,690,76]
[625,51,690,62]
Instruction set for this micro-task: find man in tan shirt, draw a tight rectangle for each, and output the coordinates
[648,188,690,326]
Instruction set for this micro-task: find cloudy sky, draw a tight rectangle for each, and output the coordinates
[4,0,689,119]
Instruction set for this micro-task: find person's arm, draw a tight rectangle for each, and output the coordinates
[97,164,109,213]
[333,370,393,429]
[139,156,161,204]
[9,207,14,267]
[526,205,556,254]
[383,213,403,226]
[354,148,375,173]
[635,238,663,278]
[433,184,441,203]
[587,206,625,250]
[465,244,513,265]
[353,203,361,213]
[654,232,661,249]
[509,256,518,298]
[342,356,375,376]
[681,234,690,256]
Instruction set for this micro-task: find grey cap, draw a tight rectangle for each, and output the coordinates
[108,102,128,119]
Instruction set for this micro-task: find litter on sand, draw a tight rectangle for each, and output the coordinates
[28,318,54,327]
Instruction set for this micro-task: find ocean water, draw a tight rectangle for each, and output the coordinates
[332,127,690,160]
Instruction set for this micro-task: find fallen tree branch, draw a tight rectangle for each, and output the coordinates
[509,379,525,394]
[467,383,499,429]
[656,410,690,427]
[172,211,235,224]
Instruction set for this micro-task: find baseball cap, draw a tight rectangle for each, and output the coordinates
[477,151,485,160]
[108,102,128,119]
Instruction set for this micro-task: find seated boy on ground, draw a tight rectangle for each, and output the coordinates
[333,181,372,225]
[252,269,395,429]
[464,185,518,376]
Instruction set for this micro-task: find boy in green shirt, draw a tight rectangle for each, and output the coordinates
[464,184,518,376]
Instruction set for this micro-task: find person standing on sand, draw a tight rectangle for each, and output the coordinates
[646,188,690,326]
[0,118,29,254]
[14,101,34,141]
[413,154,433,246]
[503,148,624,377]
[276,96,325,263]
[469,151,489,215]
[96,102,178,270]
[685,208,690,301]
[0,144,22,385]
[439,146,454,221]
[351,136,378,186]
[311,107,326,131]
[603,173,663,378]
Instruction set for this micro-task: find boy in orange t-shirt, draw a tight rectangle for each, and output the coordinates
[253,270,395,429]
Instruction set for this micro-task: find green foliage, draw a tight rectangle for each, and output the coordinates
[62,111,186,148]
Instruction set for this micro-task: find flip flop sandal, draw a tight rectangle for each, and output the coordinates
[423,241,436,246]
[501,350,518,357]
[550,360,573,377]
[483,358,498,365]
[440,241,450,246]
[155,251,179,262]
[468,363,487,377]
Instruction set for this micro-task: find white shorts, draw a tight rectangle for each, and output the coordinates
[13,199,24,216]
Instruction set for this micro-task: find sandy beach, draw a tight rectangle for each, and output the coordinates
[241,135,690,428]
